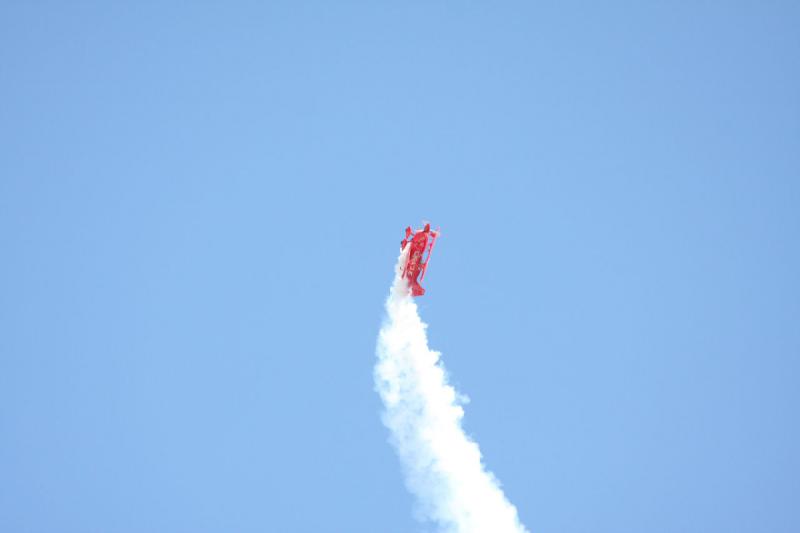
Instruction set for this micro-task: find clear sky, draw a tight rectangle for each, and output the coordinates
[1,2,798,532]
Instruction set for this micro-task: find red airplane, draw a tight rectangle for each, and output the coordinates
[400,223,440,296]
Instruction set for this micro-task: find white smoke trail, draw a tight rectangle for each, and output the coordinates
[375,250,529,533]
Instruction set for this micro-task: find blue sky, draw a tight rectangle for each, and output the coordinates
[1,2,798,532]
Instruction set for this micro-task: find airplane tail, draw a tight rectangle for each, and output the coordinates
[410,282,425,297]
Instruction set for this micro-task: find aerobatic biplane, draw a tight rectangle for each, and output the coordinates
[400,223,440,297]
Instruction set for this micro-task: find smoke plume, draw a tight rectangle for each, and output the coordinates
[375,250,529,533]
